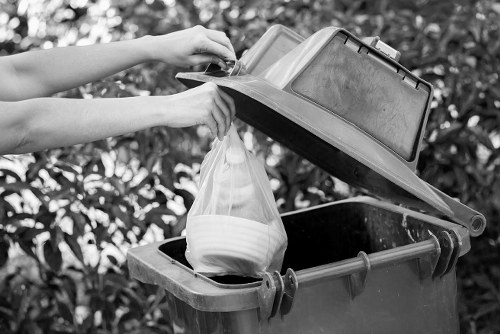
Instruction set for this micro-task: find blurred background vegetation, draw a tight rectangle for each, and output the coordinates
[0,0,499,333]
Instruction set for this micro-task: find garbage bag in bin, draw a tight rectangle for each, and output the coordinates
[185,125,287,277]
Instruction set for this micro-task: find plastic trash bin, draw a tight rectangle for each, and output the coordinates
[127,25,486,334]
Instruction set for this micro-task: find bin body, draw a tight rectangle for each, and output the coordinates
[166,272,458,334]
[129,198,465,334]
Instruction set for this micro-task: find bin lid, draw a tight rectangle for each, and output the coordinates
[176,25,486,236]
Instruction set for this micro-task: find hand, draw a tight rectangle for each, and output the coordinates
[144,26,236,69]
[164,82,236,140]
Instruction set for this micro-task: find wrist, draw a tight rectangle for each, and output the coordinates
[137,35,173,63]
[142,95,176,127]
[135,35,159,62]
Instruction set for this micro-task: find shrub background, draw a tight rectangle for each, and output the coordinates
[0,0,499,333]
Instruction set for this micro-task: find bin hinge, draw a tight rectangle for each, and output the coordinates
[348,251,371,299]
[258,269,298,322]
[280,268,298,318]
[417,234,441,280]
[432,231,455,278]
[417,231,462,280]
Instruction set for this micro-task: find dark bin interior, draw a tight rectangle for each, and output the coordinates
[159,200,441,285]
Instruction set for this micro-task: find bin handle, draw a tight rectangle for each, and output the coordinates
[295,236,443,288]
[258,236,448,319]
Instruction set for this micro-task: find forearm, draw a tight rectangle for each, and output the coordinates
[0,37,154,101]
[0,96,166,154]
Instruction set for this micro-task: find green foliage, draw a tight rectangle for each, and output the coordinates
[0,0,499,333]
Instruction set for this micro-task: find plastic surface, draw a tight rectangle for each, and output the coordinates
[128,197,467,333]
[239,24,305,76]
[176,25,486,236]
[289,34,428,161]
[185,125,287,277]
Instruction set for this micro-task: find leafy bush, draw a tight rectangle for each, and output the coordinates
[0,0,499,333]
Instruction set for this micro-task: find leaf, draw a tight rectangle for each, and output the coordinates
[43,241,62,272]
[471,273,496,292]
[0,168,22,182]
[90,293,103,310]
[11,213,35,221]
[67,212,88,237]
[0,181,29,194]
[474,302,499,319]
[107,255,119,266]
[112,206,130,226]
[104,273,129,288]
[36,207,56,227]
[47,188,72,200]
[121,287,143,310]
[174,188,195,211]
[19,319,43,334]
[171,214,187,237]
[15,285,31,326]
[145,153,158,172]
[81,313,94,331]
[54,163,79,175]
[159,173,174,190]
[146,207,176,219]
[93,224,108,246]
[61,275,77,307]
[468,127,495,150]
[118,310,140,328]
[63,232,84,264]
[108,177,126,196]
[137,195,151,208]
[433,123,463,144]
[56,300,73,324]
[19,227,45,241]
[0,239,9,268]
[0,198,16,217]
[130,174,153,192]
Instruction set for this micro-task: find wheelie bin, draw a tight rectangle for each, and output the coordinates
[127,25,486,334]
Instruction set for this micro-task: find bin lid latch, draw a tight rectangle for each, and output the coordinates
[258,269,298,321]
[361,36,401,62]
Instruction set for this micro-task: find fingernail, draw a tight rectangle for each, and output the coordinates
[218,61,227,70]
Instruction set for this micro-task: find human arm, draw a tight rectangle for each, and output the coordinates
[0,26,236,101]
[0,82,235,155]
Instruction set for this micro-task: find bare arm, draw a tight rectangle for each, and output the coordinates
[0,38,150,101]
[0,26,235,101]
[0,83,235,155]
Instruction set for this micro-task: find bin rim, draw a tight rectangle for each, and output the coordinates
[127,197,470,313]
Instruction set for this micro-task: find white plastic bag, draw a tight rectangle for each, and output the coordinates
[185,125,287,277]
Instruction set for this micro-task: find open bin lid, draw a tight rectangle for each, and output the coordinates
[176,25,486,237]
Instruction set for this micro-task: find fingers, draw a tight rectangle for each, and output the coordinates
[196,37,236,64]
[213,91,232,135]
[203,83,235,140]
[218,89,236,121]
[211,101,226,140]
[189,54,228,70]
[205,114,219,140]
[205,29,236,57]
